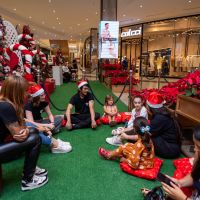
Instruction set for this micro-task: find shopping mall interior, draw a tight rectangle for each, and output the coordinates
[0,0,200,200]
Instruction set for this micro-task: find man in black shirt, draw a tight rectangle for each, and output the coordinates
[65,80,100,130]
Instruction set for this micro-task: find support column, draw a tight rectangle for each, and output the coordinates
[100,0,117,21]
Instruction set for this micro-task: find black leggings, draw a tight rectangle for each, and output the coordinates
[0,128,41,182]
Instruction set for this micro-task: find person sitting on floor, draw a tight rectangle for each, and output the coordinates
[103,95,119,127]
[161,126,200,200]
[25,84,71,153]
[0,76,48,191]
[99,117,155,170]
[65,80,100,130]
[25,84,63,134]
[146,91,181,159]
[106,95,148,146]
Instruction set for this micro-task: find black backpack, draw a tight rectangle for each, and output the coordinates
[144,186,165,200]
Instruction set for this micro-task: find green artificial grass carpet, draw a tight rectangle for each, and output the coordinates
[1,81,176,200]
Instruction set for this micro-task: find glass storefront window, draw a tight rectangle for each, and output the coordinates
[142,15,200,77]
[120,15,200,78]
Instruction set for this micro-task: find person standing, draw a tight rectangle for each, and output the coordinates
[65,80,100,130]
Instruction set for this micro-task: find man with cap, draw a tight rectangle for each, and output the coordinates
[146,92,181,158]
[65,80,100,130]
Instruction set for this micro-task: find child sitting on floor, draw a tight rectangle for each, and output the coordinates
[99,117,155,170]
[103,95,119,127]
[106,95,148,146]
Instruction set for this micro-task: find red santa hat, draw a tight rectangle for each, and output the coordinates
[146,92,165,109]
[28,84,44,98]
[77,80,88,89]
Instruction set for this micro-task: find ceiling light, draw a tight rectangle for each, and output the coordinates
[29,16,32,19]
[56,17,59,20]
[86,18,89,21]
[188,0,192,3]
[123,14,126,17]
[95,12,98,15]
[42,21,45,24]
[59,22,61,25]
[139,5,143,8]
[13,8,17,11]
[53,10,56,13]
[70,35,72,38]
[77,24,80,26]
[49,0,51,3]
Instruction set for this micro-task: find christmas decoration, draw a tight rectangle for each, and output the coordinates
[54,48,65,65]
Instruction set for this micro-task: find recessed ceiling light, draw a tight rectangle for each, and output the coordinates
[18,24,20,26]
[188,0,192,3]
[13,8,17,11]
[86,18,89,21]
[139,5,143,8]
[77,24,80,26]
[53,10,56,13]
[59,22,61,25]
[29,16,32,19]
[49,0,51,3]
[56,17,59,20]
[95,12,98,15]
[123,14,126,17]
[137,18,140,21]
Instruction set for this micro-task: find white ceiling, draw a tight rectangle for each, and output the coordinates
[0,0,200,43]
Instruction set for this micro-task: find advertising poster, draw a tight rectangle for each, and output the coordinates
[99,21,119,59]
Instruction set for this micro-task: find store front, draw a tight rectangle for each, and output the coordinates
[120,14,200,78]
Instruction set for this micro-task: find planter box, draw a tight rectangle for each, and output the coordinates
[176,95,200,124]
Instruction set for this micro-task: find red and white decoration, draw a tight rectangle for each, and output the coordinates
[18,34,36,47]
[5,43,32,73]
[32,49,47,65]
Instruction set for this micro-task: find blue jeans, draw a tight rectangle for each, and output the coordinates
[26,122,52,146]
[36,116,62,134]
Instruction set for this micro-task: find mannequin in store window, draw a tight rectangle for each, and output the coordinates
[149,52,156,72]
[156,53,163,74]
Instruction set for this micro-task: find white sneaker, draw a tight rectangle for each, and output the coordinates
[21,175,48,191]
[111,127,124,136]
[57,138,71,146]
[51,140,72,153]
[106,136,123,146]
[35,166,48,177]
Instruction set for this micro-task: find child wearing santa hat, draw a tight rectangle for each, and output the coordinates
[25,84,72,153]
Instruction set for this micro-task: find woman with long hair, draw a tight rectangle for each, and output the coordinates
[0,76,48,191]
[162,126,200,200]
[146,92,181,158]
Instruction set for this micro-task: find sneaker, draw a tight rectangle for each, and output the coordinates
[106,136,123,146]
[51,140,72,153]
[57,138,71,146]
[35,166,48,177]
[111,127,124,136]
[21,175,48,191]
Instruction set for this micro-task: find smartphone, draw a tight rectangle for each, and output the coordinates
[156,173,176,186]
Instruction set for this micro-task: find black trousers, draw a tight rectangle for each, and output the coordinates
[68,113,100,129]
[152,136,181,159]
[0,128,41,182]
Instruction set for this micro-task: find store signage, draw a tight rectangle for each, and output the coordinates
[121,27,142,37]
